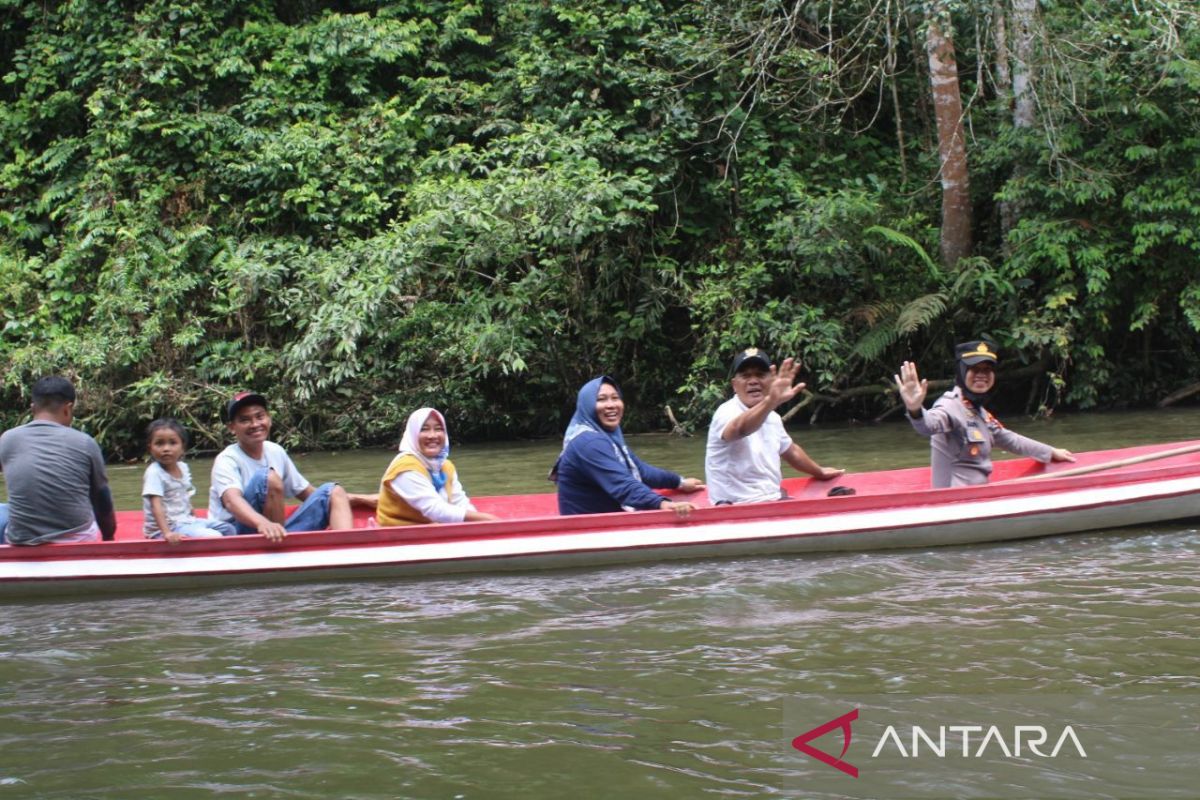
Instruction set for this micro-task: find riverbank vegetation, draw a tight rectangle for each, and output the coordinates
[2,0,1198,456]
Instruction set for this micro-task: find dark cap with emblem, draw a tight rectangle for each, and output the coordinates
[730,348,772,376]
[955,340,999,367]
[225,391,268,422]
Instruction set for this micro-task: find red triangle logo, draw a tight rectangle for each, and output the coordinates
[791,708,859,778]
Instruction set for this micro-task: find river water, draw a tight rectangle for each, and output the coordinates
[1,409,1198,798]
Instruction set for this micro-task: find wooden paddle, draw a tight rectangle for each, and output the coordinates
[1007,442,1200,482]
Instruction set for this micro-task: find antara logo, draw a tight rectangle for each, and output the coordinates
[792,708,1088,778]
[791,709,859,778]
[871,724,1088,759]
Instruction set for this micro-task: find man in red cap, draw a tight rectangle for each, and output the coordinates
[895,340,1075,487]
[208,392,375,541]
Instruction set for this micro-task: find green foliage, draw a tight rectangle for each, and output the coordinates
[984,0,1200,406]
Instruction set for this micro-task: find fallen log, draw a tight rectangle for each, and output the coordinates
[664,405,690,437]
[1158,381,1200,408]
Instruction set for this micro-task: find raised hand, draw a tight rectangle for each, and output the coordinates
[893,361,928,414]
[767,357,806,407]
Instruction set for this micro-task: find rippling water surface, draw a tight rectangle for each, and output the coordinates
[1,409,1198,798]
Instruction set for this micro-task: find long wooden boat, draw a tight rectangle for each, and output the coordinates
[3,440,1200,598]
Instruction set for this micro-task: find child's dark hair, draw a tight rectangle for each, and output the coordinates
[146,417,188,449]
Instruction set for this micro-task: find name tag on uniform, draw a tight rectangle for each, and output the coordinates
[968,428,985,442]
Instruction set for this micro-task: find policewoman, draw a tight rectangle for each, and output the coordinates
[893,341,1075,487]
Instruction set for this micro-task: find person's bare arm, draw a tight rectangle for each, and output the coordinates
[782,444,844,480]
[92,486,117,541]
[348,493,378,509]
[148,496,181,544]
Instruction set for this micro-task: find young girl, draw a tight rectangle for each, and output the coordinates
[143,418,236,542]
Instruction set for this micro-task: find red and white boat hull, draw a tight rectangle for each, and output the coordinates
[3,441,1199,597]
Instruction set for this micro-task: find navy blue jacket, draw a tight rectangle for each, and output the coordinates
[556,431,681,516]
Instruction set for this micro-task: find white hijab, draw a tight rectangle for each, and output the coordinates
[399,407,450,490]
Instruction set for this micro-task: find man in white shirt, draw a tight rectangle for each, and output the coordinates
[705,349,843,504]
[208,392,375,541]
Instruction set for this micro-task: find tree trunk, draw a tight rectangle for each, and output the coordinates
[995,0,1015,238]
[1001,0,1038,240]
[925,3,973,268]
[1011,0,1038,130]
[992,1,1011,99]
[887,13,908,185]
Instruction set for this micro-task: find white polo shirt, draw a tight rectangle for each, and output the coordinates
[704,396,793,504]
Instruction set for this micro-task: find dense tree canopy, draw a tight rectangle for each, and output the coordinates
[2,0,1198,456]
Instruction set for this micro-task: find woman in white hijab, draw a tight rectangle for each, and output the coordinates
[376,408,497,526]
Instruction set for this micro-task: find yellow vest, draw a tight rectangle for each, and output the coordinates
[377,453,457,526]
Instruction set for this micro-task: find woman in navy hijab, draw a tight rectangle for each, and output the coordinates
[553,376,704,516]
